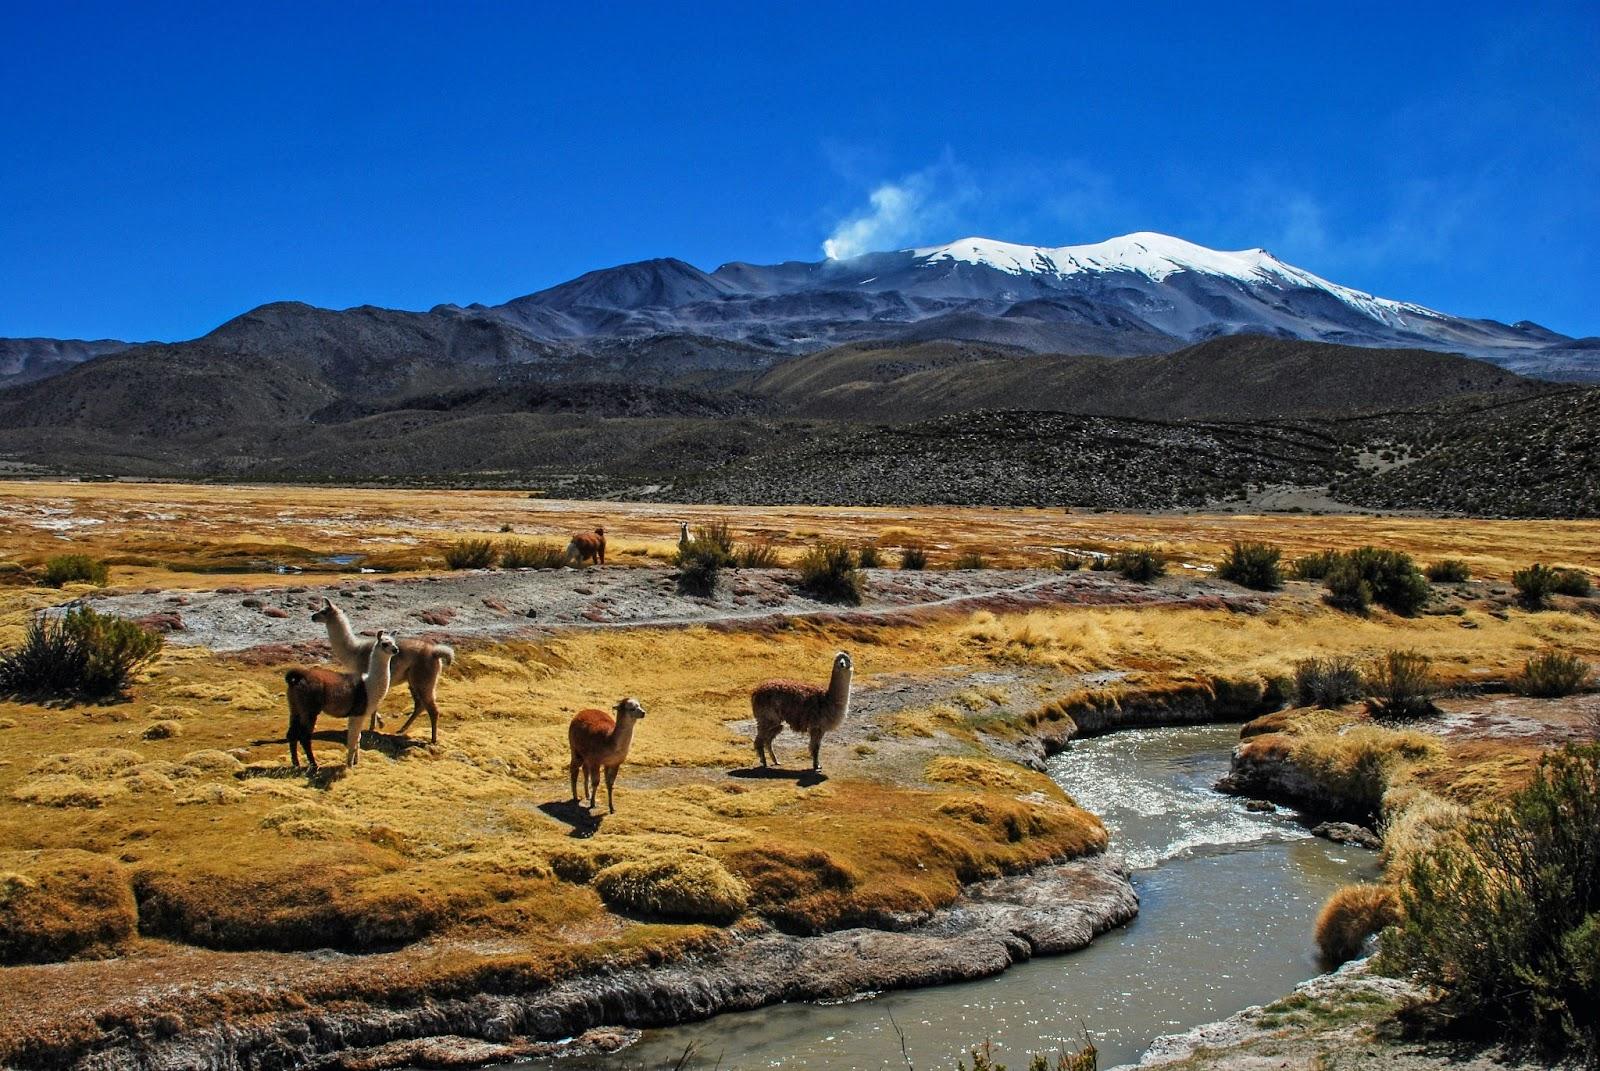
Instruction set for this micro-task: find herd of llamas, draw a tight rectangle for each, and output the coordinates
[281,522,853,814]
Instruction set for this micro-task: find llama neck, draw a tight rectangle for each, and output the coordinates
[323,607,360,659]
[827,664,853,715]
[609,714,640,753]
[362,649,394,715]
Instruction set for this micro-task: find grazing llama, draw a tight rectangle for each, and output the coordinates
[283,631,399,769]
[567,697,647,813]
[751,651,853,772]
[567,526,606,565]
[311,599,455,742]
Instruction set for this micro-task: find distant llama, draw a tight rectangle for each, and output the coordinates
[568,526,606,565]
[678,521,690,548]
[312,598,455,742]
[568,697,647,813]
[750,651,853,772]
[283,631,399,769]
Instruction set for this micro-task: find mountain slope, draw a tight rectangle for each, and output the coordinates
[0,337,130,388]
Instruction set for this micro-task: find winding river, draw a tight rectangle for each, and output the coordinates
[533,723,1377,1069]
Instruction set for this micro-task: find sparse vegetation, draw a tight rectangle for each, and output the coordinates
[1217,541,1283,590]
[0,607,162,700]
[1514,562,1560,609]
[735,539,780,569]
[1294,655,1365,708]
[1365,650,1438,719]
[443,538,498,570]
[1054,551,1085,571]
[1513,649,1592,697]
[1109,545,1166,582]
[1383,745,1600,1062]
[796,541,864,604]
[498,539,567,569]
[1291,549,1342,581]
[1554,568,1595,598]
[856,544,883,568]
[955,1038,1098,1071]
[674,539,726,596]
[952,550,989,570]
[1425,559,1471,582]
[691,521,737,562]
[41,554,109,588]
[1315,883,1399,967]
[900,544,928,570]
[1323,547,1430,616]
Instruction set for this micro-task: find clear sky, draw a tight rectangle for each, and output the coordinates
[3,1,1596,342]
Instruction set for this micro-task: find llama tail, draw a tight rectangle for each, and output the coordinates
[284,668,308,688]
[432,644,455,668]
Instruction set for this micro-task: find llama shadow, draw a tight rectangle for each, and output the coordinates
[727,766,829,788]
[538,799,605,839]
[359,730,434,761]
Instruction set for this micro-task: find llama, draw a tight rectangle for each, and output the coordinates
[678,521,690,548]
[283,631,399,769]
[750,651,853,772]
[311,599,454,742]
[567,526,606,565]
[567,697,647,813]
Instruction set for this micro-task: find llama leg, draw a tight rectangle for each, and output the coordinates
[755,724,778,767]
[809,727,824,772]
[426,697,441,744]
[395,680,425,736]
[569,755,581,802]
[585,763,600,808]
[346,717,362,767]
[302,718,318,771]
[604,765,618,814]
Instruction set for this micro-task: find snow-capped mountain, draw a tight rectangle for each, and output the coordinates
[483,231,1592,378]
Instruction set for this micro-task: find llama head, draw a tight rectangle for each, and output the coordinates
[376,631,400,656]
[595,526,606,537]
[310,598,339,623]
[615,696,646,719]
[833,651,853,674]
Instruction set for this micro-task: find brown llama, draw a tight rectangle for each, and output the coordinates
[567,697,647,813]
[567,526,606,565]
[750,651,853,772]
[283,632,399,769]
[311,599,455,742]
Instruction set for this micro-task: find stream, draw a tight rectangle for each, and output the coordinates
[531,723,1378,1069]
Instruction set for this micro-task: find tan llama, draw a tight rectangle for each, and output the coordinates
[750,651,853,772]
[567,697,646,813]
[283,632,399,769]
[311,598,454,742]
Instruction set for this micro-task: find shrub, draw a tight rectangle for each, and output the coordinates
[674,539,726,596]
[1323,547,1429,616]
[1514,650,1593,698]
[1055,551,1085,571]
[952,550,989,570]
[1291,549,1342,581]
[499,540,567,569]
[1217,541,1283,590]
[956,1039,1098,1071]
[691,521,737,563]
[1110,545,1166,582]
[1365,650,1438,719]
[1382,745,1600,1060]
[899,544,928,570]
[592,853,749,923]
[1425,559,1472,583]
[41,555,108,588]
[1315,883,1400,967]
[856,544,883,568]
[796,542,864,604]
[1295,656,1365,708]
[0,607,162,700]
[735,540,780,569]
[443,538,497,570]
[1554,569,1594,598]
[1513,563,1560,609]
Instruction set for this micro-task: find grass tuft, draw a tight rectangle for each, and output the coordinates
[796,541,864,604]
[1513,649,1593,698]
[443,538,497,570]
[499,539,567,569]
[592,853,749,923]
[1315,882,1400,967]
[1365,650,1439,720]
[899,544,929,570]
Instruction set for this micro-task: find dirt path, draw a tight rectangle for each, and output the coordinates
[79,566,1268,653]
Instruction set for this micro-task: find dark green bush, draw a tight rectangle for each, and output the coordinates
[1514,563,1560,610]
[1217,541,1283,591]
[1514,650,1593,698]
[499,540,567,569]
[796,542,863,604]
[443,539,497,570]
[41,555,109,588]
[952,550,989,570]
[674,539,726,596]
[1291,549,1342,581]
[1554,569,1594,598]
[899,544,928,570]
[1324,547,1429,616]
[1110,546,1166,582]
[734,540,780,569]
[1425,559,1472,583]
[1382,745,1600,1061]
[1295,656,1365,708]
[0,607,162,700]
[856,544,883,569]
[1365,650,1438,719]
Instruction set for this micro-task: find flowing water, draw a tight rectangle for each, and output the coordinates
[532,723,1378,1069]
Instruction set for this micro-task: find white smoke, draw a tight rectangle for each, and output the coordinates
[822,181,923,260]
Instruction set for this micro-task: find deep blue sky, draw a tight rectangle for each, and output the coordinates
[3,1,1596,342]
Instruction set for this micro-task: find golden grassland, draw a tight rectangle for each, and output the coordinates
[2,480,1599,1059]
